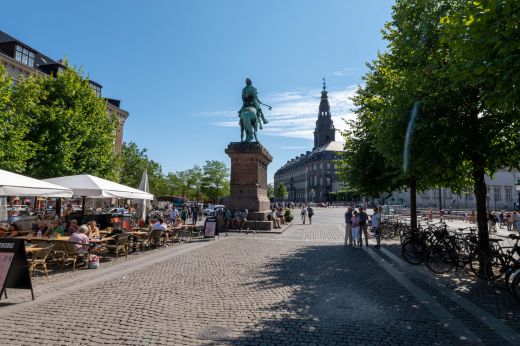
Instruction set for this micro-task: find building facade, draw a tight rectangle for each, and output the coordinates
[0,30,128,153]
[389,169,520,210]
[274,81,345,202]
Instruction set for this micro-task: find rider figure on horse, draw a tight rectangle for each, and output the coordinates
[239,78,269,129]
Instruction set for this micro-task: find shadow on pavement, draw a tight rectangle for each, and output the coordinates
[207,243,461,345]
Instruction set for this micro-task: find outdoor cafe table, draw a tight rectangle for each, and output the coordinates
[15,235,70,242]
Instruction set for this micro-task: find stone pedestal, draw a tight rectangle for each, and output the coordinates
[225,142,273,230]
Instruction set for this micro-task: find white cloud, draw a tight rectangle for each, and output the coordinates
[333,67,356,76]
[204,85,357,141]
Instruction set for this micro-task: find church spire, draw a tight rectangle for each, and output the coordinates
[313,77,336,149]
[318,77,330,117]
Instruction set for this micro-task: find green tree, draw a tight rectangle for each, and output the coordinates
[187,166,204,202]
[267,183,274,199]
[201,160,230,203]
[442,0,520,112]
[14,67,118,179]
[275,182,287,200]
[119,142,168,195]
[0,64,33,172]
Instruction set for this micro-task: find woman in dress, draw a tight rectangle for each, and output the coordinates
[351,210,361,248]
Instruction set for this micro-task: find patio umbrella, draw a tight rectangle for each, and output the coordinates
[0,169,73,197]
[137,170,151,221]
[43,174,154,200]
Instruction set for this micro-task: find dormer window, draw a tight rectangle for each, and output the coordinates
[89,81,102,97]
[15,45,34,67]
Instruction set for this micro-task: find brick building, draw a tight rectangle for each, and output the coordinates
[0,30,128,153]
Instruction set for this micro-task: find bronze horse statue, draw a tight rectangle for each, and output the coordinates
[239,106,259,142]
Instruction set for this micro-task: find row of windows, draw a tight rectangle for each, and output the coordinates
[418,186,515,201]
[15,45,34,67]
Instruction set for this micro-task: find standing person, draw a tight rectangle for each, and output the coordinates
[300,205,307,224]
[180,206,188,225]
[344,206,353,246]
[513,211,520,233]
[358,207,369,246]
[463,209,468,223]
[428,208,433,222]
[191,204,199,225]
[307,205,314,225]
[351,210,361,248]
[371,207,381,247]
[169,206,179,225]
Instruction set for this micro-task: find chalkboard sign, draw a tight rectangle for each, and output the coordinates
[204,217,217,239]
[0,239,34,301]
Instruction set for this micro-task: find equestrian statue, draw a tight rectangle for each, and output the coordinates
[238,78,271,142]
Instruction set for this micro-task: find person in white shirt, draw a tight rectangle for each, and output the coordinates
[169,207,179,224]
[301,206,307,224]
[371,208,382,247]
[153,218,168,232]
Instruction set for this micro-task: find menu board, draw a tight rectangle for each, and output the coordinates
[0,239,33,301]
[204,219,217,238]
[0,252,14,291]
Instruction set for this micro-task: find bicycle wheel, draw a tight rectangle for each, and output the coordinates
[469,251,487,280]
[485,255,507,289]
[507,268,520,297]
[425,245,454,274]
[402,239,426,265]
[512,271,520,302]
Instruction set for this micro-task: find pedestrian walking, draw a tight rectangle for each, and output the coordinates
[301,205,307,224]
[513,211,520,233]
[180,206,188,225]
[307,205,314,225]
[344,206,353,246]
[358,207,369,246]
[351,210,361,247]
[169,206,178,224]
[371,207,381,247]
[191,204,199,225]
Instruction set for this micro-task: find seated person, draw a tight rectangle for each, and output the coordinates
[67,219,79,235]
[44,219,65,237]
[232,210,242,229]
[86,221,100,239]
[0,225,8,237]
[269,208,281,229]
[35,219,48,236]
[4,223,21,237]
[151,218,167,246]
[68,225,90,254]
[276,208,286,224]
[238,209,248,229]
[152,218,168,232]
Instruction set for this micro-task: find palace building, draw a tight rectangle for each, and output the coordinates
[0,30,128,153]
[274,81,345,202]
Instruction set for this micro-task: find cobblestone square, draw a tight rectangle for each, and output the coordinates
[1,208,519,345]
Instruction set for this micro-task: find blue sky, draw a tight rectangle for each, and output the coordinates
[1,0,393,183]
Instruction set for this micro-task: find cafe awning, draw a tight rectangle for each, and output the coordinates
[0,169,73,197]
[43,174,154,200]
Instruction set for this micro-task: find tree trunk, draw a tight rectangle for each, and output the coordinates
[410,178,417,232]
[473,166,489,251]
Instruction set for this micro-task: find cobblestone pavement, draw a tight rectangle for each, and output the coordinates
[1,208,519,345]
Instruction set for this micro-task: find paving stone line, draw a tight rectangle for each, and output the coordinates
[379,246,520,345]
[363,246,482,344]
